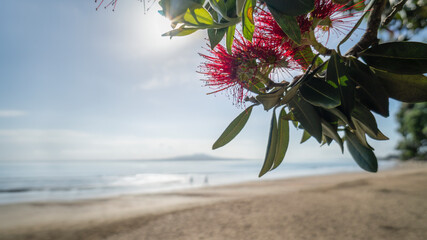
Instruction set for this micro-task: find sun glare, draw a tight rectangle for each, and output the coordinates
[132,7,200,56]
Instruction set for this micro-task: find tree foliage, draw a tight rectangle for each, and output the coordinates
[396,103,427,160]
[97,0,427,175]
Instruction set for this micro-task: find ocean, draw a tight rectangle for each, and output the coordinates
[0,158,397,204]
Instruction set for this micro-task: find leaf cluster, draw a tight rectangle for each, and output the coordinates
[213,42,427,175]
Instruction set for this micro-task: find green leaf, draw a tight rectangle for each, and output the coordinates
[259,110,279,177]
[371,69,427,103]
[212,105,253,149]
[242,0,255,41]
[300,130,311,143]
[347,58,389,117]
[360,42,427,75]
[267,6,301,44]
[280,84,301,105]
[236,0,246,16]
[207,28,227,49]
[184,7,214,26]
[225,0,237,16]
[351,117,373,150]
[351,104,389,141]
[281,111,296,121]
[264,0,314,16]
[272,108,290,170]
[226,24,236,54]
[323,135,333,146]
[326,52,354,119]
[325,108,350,125]
[289,96,323,143]
[300,77,341,109]
[292,45,317,69]
[321,119,343,152]
[256,88,285,111]
[345,129,378,172]
[159,0,204,22]
[162,27,198,38]
[208,0,228,19]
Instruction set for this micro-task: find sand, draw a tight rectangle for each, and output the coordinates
[0,161,426,240]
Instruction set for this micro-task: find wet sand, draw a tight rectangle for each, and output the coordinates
[1,161,426,240]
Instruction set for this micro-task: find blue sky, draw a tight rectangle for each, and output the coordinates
[0,1,401,161]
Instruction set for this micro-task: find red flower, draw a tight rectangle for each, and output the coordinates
[255,10,311,47]
[255,10,314,69]
[199,35,292,106]
[311,0,363,41]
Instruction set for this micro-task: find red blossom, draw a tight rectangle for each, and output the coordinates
[254,10,314,69]
[311,0,363,41]
[199,35,292,106]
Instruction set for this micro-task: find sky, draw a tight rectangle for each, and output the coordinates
[0,1,402,162]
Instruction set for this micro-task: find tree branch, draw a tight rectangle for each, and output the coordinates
[382,0,408,27]
[346,0,387,57]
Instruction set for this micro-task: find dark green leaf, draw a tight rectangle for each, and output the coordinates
[256,88,285,111]
[351,104,389,141]
[347,58,389,117]
[289,96,323,143]
[272,108,290,170]
[264,0,314,16]
[280,83,301,105]
[345,129,378,172]
[300,130,311,143]
[300,77,341,109]
[280,71,316,105]
[242,0,255,41]
[226,24,236,54]
[326,52,354,119]
[225,0,237,17]
[321,119,343,152]
[352,118,373,150]
[372,69,427,103]
[259,110,279,177]
[207,28,227,49]
[213,105,253,149]
[323,135,333,146]
[267,6,301,44]
[360,42,427,74]
[326,108,353,128]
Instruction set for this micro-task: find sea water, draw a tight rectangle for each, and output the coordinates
[0,159,397,204]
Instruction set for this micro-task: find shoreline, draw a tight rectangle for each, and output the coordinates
[1,161,426,240]
[0,160,398,205]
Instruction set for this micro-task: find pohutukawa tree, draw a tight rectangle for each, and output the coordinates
[97,0,427,176]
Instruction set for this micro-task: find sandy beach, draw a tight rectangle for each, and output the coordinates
[0,161,426,240]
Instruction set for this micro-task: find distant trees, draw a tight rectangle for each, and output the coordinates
[396,103,427,160]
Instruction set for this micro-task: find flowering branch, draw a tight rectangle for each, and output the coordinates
[96,0,427,175]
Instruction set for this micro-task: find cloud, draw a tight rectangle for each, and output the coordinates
[0,110,27,117]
